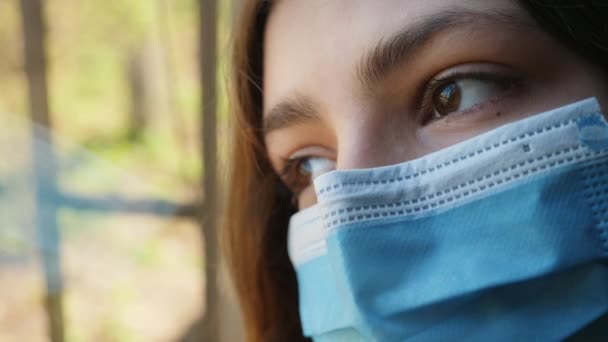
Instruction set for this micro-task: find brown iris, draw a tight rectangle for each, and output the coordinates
[433,82,461,118]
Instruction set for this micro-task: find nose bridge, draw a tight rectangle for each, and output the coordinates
[334,114,418,170]
[336,134,383,170]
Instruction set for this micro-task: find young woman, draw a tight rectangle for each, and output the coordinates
[223,1,608,341]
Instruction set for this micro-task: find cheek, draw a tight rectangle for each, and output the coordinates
[525,43,608,109]
[298,186,318,209]
[528,65,608,118]
[573,70,608,111]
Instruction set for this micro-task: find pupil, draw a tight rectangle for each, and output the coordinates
[434,82,461,116]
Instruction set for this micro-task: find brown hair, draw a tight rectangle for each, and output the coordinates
[222,1,608,341]
[222,1,304,341]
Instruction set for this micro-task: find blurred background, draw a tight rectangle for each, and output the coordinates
[0,0,240,341]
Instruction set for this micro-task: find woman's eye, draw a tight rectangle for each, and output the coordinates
[300,157,335,179]
[281,156,335,195]
[428,77,515,122]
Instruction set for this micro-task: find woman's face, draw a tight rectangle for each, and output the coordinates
[263,0,608,208]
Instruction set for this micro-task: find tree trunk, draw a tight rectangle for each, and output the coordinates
[18,0,65,341]
[199,0,220,341]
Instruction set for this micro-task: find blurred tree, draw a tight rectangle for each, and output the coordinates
[19,0,65,341]
[1,0,245,340]
[127,40,169,142]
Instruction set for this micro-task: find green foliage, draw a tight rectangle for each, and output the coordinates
[41,0,204,199]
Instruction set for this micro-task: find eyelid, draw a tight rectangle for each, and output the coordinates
[417,63,524,123]
[283,145,336,166]
[417,64,520,107]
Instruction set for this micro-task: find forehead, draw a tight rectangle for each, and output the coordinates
[263,0,516,114]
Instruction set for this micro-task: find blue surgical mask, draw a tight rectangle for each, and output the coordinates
[287,98,608,341]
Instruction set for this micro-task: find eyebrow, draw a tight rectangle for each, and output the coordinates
[263,93,319,134]
[358,9,527,93]
[264,8,528,135]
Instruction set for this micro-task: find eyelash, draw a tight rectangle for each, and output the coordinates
[418,70,522,124]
